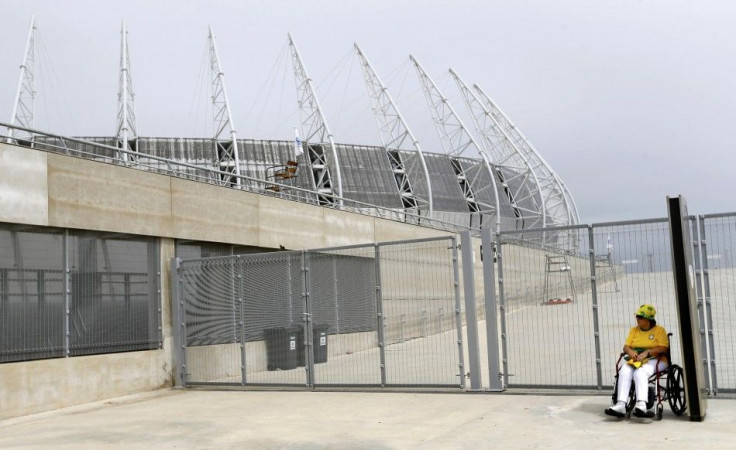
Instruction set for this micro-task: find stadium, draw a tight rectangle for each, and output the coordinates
[2,17,733,426]
[7,20,579,235]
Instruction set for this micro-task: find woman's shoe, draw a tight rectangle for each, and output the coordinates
[633,401,654,418]
[604,402,627,418]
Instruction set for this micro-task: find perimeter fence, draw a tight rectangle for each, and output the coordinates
[172,236,466,388]
[171,212,736,396]
[496,214,736,396]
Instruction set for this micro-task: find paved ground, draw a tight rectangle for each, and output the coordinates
[1,388,734,449]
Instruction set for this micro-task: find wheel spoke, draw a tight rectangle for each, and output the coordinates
[667,365,687,416]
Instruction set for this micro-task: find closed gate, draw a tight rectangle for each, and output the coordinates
[171,236,465,389]
[496,214,736,396]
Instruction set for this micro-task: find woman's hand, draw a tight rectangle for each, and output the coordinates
[634,350,650,362]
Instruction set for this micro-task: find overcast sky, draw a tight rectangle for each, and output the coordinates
[2,0,735,223]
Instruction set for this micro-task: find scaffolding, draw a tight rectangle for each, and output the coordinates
[595,251,620,292]
[543,254,575,304]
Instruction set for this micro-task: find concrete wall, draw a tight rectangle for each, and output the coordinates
[0,143,448,418]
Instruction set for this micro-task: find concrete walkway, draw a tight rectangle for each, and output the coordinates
[1,389,734,449]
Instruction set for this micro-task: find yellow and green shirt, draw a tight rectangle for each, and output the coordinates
[625,324,669,364]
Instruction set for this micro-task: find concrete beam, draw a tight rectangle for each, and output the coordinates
[0,143,48,226]
[47,153,172,236]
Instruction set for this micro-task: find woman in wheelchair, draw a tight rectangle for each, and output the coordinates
[605,304,669,418]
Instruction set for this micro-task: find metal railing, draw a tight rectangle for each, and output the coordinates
[1,122,479,236]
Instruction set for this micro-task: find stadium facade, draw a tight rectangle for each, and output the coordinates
[7,19,579,236]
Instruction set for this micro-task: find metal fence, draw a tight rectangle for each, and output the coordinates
[172,236,464,388]
[0,223,162,363]
[696,213,736,395]
[496,214,736,395]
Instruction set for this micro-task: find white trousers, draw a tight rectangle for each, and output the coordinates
[616,359,668,404]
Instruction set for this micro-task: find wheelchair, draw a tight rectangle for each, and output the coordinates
[610,333,687,420]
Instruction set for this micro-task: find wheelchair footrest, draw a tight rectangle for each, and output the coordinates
[633,409,656,419]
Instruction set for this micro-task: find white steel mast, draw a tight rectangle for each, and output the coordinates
[473,84,579,225]
[410,55,501,231]
[288,33,343,205]
[7,16,37,144]
[116,20,138,161]
[208,26,242,187]
[354,43,433,218]
[450,68,545,229]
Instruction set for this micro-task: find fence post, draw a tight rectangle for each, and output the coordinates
[452,236,466,390]
[287,257,293,324]
[495,232,509,387]
[170,257,186,387]
[151,240,162,349]
[237,257,247,386]
[588,225,603,390]
[302,250,315,388]
[63,230,71,358]
[460,231,481,390]
[693,216,717,394]
[481,227,503,392]
[332,257,340,333]
[374,244,387,387]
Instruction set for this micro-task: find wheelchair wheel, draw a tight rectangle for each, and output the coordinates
[656,404,664,421]
[667,364,687,416]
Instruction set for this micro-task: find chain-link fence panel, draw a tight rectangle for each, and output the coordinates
[499,220,685,391]
[377,238,462,387]
[179,257,243,384]
[176,237,461,389]
[179,252,308,386]
[241,251,306,386]
[591,220,679,390]
[307,245,380,386]
[700,213,736,394]
[498,225,596,389]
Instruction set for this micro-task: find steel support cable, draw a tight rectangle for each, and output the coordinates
[34,34,53,134]
[394,62,414,104]
[265,47,303,138]
[185,39,209,137]
[35,30,76,134]
[253,45,290,134]
[392,64,438,144]
[393,69,435,148]
[303,48,356,139]
[265,52,299,139]
[243,42,288,131]
[314,47,355,94]
[382,58,411,85]
[276,47,289,132]
[333,53,356,137]
[267,110,300,139]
